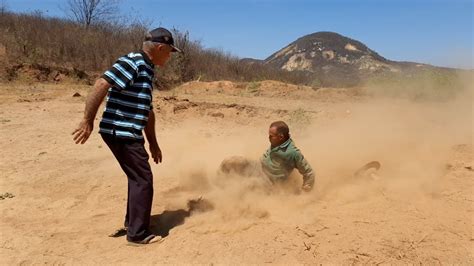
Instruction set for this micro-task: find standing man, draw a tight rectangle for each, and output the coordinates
[72,27,181,244]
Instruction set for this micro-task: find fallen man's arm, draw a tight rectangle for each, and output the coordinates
[294,151,315,191]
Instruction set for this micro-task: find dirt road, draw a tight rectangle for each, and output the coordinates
[0,81,472,264]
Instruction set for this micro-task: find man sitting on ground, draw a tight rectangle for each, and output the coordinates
[220,121,315,192]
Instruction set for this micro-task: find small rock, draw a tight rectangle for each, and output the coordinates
[38,152,47,156]
[17,99,31,103]
[72,92,81,97]
[210,112,224,118]
[0,192,15,200]
[163,96,177,101]
[53,73,66,82]
[465,166,473,171]
[173,104,188,113]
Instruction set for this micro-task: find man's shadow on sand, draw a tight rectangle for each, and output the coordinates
[150,197,214,238]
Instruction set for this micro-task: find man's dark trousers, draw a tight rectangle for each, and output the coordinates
[101,133,154,242]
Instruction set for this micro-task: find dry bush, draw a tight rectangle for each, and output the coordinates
[1,11,148,71]
[0,11,311,87]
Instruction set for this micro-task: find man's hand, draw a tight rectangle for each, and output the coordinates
[72,119,94,144]
[302,184,313,192]
[149,142,162,164]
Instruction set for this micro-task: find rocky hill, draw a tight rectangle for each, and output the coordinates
[257,31,451,87]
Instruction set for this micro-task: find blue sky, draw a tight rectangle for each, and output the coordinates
[8,0,474,69]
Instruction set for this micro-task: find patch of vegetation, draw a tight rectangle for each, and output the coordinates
[0,10,313,88]
[310,78,322,89]
[288,108,312,129]
[246,81,261,94]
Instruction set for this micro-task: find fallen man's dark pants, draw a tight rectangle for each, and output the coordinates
[101,133,154,242]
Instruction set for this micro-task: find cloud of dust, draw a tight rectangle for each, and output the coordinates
[156,80,472,226]
[365,69,473,101]
[299,91,472,202]
[299,71,473,203]
[157,120,319,226]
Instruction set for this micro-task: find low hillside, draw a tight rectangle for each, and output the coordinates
[260,31,464,87]
[0,11,311,88]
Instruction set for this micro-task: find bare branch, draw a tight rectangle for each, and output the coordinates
[65,0,121,27]
[0,0,8,15]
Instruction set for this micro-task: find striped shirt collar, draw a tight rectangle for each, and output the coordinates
[139,50,154,68]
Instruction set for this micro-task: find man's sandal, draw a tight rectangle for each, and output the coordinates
[108,227,128,237]
[127,234,162,246]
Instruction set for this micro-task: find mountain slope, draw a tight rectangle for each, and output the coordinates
[260,31,451,87]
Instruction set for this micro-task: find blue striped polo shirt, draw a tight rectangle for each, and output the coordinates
[99,51,155,140]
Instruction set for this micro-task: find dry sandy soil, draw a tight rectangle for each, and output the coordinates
[0,80,473,264]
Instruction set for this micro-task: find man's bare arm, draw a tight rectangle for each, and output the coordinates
[83,78,111,122]
[72,78,111,144]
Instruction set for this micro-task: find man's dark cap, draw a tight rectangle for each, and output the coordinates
[145,27,182,53]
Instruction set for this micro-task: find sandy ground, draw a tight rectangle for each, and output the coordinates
[0,81,473,264]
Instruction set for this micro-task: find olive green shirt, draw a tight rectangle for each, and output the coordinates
[260,138,315,187]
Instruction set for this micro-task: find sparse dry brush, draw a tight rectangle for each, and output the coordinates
[0,11,145,70]
[0,11,311,88]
